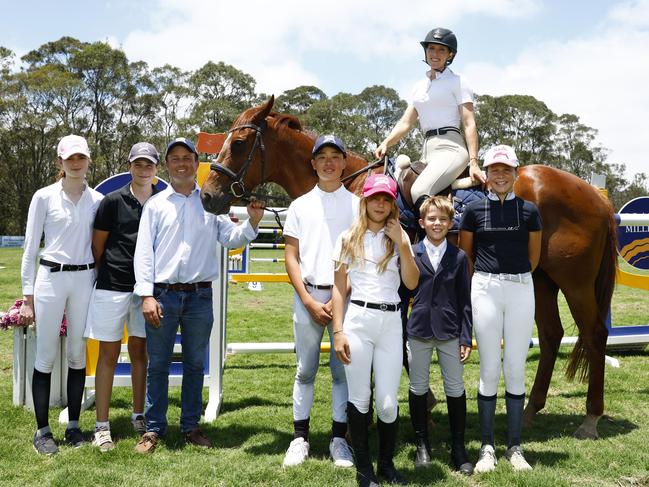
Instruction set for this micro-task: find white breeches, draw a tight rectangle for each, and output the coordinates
[471,272,535,396]
[33,266,94,372]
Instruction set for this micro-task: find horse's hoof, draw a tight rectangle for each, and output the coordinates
[573,425,599,440]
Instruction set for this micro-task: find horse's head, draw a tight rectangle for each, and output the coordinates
[201,96,275,215]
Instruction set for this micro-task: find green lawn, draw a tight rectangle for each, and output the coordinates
[0,248,648,486]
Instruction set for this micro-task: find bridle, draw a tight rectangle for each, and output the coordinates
[209,120,268,201]
[208,119,289,227]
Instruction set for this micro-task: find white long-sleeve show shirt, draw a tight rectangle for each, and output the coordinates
[21,180,103,295]
[133,184,257,296]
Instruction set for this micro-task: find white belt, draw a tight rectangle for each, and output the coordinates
[475,271,531,284]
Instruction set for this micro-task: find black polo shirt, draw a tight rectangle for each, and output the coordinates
[459,194,542,274]
[94,183,159,292]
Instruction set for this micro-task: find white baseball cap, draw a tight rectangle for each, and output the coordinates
[483,144,519,168]
[57,135,90,160]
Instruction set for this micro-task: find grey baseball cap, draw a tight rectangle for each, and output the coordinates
[128,142,160,164]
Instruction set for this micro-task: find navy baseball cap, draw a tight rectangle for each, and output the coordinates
[166,137,198,158]
[128,142,160,164]
[312,134,347,158]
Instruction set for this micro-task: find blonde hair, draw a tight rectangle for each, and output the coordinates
[337,195,400,273]
[419,195,455,220]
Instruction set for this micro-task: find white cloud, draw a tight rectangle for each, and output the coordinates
[463,3,649,177]
[121,0,540,90]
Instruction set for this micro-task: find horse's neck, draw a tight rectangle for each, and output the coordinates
[267,130,371,199]
[343,154,374,196]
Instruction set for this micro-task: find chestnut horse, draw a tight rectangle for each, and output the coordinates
[201,97,617,439]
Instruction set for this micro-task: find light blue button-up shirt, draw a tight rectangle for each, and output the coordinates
[134,184,257,296]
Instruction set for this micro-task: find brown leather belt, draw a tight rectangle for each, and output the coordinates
[154,282,212,292]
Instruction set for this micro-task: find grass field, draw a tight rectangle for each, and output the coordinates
[0,247,648,486]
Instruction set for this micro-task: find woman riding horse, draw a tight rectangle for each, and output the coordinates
[375,27,485,207]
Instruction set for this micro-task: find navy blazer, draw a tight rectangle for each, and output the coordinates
[406,240,473,347]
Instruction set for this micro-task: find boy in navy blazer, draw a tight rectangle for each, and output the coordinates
[406,196,473,475]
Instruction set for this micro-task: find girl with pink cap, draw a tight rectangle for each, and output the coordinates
[332,174,419,486]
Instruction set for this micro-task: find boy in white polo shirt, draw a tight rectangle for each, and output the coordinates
[282,135,359,468]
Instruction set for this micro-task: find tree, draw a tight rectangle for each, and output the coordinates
[475,94,555,165]
[184,61,257,133]
[275,86,327,115]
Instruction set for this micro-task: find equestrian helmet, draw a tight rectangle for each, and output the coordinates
[420,28,457,65]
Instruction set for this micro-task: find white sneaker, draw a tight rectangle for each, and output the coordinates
[474,444,497,473]
[93,428,115,453]
[504,445,532,471]
[282,437,309,467]
[329,437,354,468]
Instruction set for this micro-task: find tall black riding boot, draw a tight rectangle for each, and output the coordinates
[347,402,379,487]
[447,393,474,475]
[505,391,525,448]
[377,414,405,485]
[408,390,431,468]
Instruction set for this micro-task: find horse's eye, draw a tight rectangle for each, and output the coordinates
[231,139,246,155]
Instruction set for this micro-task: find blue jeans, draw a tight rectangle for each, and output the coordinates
[145,287,213,435]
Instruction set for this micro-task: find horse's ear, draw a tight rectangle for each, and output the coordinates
[251,96,275,124]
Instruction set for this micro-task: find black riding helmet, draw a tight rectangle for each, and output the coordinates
[420,27,457,66]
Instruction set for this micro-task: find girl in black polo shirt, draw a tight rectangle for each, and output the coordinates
[459,145,542,473]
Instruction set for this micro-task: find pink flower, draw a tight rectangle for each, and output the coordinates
[1,299,67,335]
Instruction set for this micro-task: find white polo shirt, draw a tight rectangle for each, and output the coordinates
[333,228,411,304]
[133,184,257,296]
[283,184,359,287]
[409,68,474,133]
[21,181,103,295]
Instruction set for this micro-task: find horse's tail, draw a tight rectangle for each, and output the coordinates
[566,206,618,382]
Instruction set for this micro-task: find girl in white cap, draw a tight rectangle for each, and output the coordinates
[375,27,484,208]
[459,145,543,472]
[332,174,419,487]
[20,135,103,455]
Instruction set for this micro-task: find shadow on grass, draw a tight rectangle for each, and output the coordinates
[220,395,289,413]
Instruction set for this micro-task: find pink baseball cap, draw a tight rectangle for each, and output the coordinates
[483,144,519,167]
[363,174,397,199]
[57,135,90,160]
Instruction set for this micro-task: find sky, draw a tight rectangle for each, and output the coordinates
[2,0,648,178]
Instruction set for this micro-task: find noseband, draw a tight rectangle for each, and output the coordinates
[209,120,267,200]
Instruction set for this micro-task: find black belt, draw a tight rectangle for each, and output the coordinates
[351,300,401,312]
[425,126,461,138]
[304,281,333,290]
[40,258,95,273]
[154,282,212,292]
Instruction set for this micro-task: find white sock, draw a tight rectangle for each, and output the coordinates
[67,420,79,430]
[132,412,144,421]
[95,421,110,431]
[36,426,51,437]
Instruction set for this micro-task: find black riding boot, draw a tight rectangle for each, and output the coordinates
[505,391,526,448]
[377,414,405,485]
[347,402,379,487]
[409,390,431,468]
[447,393,474,475]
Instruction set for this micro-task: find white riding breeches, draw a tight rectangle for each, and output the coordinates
[471,272,535,396]
[33,266,95,372]
[343,302,403,423]
[292,287,348,423]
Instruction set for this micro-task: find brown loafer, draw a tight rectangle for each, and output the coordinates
[184,428,212,448]
[135,432,159,454]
